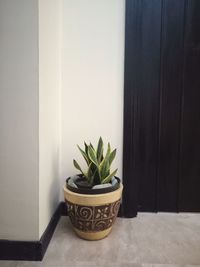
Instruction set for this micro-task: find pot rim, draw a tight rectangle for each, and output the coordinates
[63,183,123,198]
[66,176,121,195]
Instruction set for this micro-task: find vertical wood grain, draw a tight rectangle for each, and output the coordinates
[157,0,185,211]
[123,0,200,216]
[123,0,162,215]
[179,0,200,211]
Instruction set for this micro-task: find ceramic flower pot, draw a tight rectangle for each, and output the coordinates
[63,183,123,240]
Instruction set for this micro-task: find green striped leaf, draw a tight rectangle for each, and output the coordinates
[73,159,83,173]
[109,149,116,166]
[84,142,89,156]
[106,143,111,159]
[99,143,111,177]
[101,169,118,184]
[87,162,93,183]
[88,145,98,166]
[100,158,110,180]
[90,142,95,150]
[96,137,103,163]
[89,168,98,185]
[77,145,89,165]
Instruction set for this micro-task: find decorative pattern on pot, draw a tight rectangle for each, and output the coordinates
[66,200,121,232]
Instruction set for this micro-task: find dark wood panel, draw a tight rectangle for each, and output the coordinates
[123,0,140,217]
[136,0,162,211]
[123,0,162,215]
[157,0,185,211]
[179,0,200,211]
[123,0,200,215]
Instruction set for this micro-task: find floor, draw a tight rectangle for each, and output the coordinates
[1,214,200,267]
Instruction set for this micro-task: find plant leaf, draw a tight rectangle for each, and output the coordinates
[99,142,111,179]
[89,168,98,185]
[73,159,83,173]
[105,143,111,159]
[109,149,116,166]
[90,142,95,150]
[96,137,103,163]
[84,142,88,155]
[101,169,118,184]
[100,142,111,165]
[86,162,93,183]
[77,145,89,165]
[100,158,110,180]
[88,145,99,166]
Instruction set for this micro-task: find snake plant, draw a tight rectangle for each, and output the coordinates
[73,137,118,186]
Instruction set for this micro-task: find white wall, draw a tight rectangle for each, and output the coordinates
[0,0,125,241]
[0,0,39,240]
[39,0,62,238]
[0,0,62,241]
[61,0,125,189]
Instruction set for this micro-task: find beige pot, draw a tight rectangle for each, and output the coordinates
[63,184,123,240]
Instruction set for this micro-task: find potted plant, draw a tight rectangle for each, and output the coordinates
[63,137,123,240]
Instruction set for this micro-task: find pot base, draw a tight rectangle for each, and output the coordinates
[74,227,112,241]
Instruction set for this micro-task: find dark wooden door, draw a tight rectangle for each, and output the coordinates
[123,0,200,217]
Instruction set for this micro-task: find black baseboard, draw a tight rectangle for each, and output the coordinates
[0,201,122,261]
[0,240,42,261]
[39,202,63,260]
[0,202,63,261]
[60,201,68,216]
